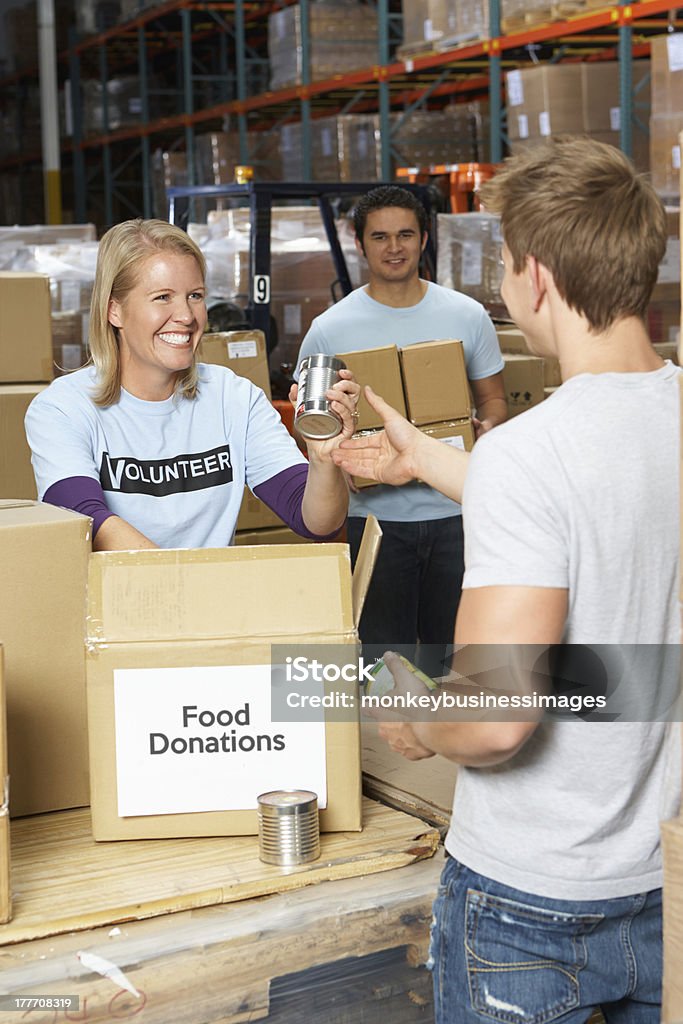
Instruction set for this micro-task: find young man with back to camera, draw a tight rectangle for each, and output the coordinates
[296,185,507,675]
[332,137,681,1022]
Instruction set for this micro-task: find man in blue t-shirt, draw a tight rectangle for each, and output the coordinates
[296,186,506,672]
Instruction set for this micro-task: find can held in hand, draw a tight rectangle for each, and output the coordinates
[257,789,321,866]
[295,354,346,441]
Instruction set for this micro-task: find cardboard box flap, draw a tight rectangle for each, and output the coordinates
[351,515,382,625]
[87,544,356,644]
[0,500,91,530]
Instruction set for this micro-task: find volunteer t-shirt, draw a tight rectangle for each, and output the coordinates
[25,362,307,548]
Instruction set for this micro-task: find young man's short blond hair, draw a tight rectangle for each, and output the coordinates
[480,136,667,333]
[89,218,207,407]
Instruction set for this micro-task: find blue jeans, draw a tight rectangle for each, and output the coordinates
[347,515,464,678]
[430,856,662,1024]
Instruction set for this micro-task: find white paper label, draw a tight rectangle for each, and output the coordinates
[507,70,524,107]
[672,145,681,170]
[424,18,437,41]
[658,239,681,284]
[666,33,683,73]
[114,664,328,817]
[321,127,333,157]
[284,303,302,334]
[227,340,258,358]
[60,280,81,311]
[405,59,414,73]
[439,435,466,451]
[461,241,483,287]
[60,344,83,370]
[539,111,551,137]
[517,114,529,140]
[609,106,621,131]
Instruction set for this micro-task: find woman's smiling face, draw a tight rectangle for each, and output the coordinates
[108,250,207,401]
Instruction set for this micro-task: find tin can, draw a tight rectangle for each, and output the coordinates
[295,354,347,441]
[257,789,321,866]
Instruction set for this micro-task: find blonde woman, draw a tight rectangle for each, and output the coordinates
[26,219,358,550]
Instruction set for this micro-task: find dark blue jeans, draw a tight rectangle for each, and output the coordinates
[347,515,464,678]
[430,856,663,1024]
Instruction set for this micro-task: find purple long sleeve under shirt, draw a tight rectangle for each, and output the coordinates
[43,465,342,541]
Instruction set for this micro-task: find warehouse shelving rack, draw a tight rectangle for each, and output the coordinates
[0,0,680,227]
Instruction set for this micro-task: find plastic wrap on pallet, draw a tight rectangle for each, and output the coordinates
[501,0,555,34]
[82,75,171,134]
[76,0,121,34]
[391,111,457,170]
[268,1,378,91]
[443,100,490,163]
[188,207,367,366]
[436,212,506,318]
[152,150,188,221]
[280,116,381,182]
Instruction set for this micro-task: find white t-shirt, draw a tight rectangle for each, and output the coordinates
[446,363,682,899]
[25,363,307,549]
[297,282,503,521]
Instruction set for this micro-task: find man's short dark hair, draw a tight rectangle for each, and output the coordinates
[353,186,428,249]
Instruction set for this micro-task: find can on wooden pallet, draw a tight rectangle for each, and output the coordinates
[257,789,321,866]
[295,354,346,440]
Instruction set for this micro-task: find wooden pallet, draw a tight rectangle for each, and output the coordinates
[0,855,444,1024]
[1,797,439,945]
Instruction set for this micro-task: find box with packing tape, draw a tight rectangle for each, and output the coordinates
[0,273,53,384]
[0,500,91,817]
[502,353,545,417]
[0,385,47,501]
[85,518,382,840]
[0,647,10,924]
[399,340,471,425]
[198,330,271,400]
[336,345,406,432]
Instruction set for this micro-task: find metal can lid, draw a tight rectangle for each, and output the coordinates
[294,409,342,440]
[257,789,318,815]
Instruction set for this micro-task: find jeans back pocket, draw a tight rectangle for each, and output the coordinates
[465,888,603,1024]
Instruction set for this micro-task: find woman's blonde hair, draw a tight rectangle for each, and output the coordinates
[89,218,207,406]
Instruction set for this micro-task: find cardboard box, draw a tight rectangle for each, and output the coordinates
[0,647,10,924]
[337,346,407,431]
[0,385,47,500]
[236,487,285,533]
[654,342,679,364]
[86,527,381,840]
[662,815,683,1022]
[495,326,530,355]
[198,330,272,400]
[399,340,471,425]
[0,500,91,816]
[421,418,475,451]
[650,114,683,199]
[651,34,683,118]
[543,357,562,388]
[0,273,53,384]
[502,354,545,417]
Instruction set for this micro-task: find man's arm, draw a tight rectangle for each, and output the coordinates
[470,371,508,438]
[379,585,568,767]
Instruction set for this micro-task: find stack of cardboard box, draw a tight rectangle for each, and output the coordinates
[649,207,681,347]
[340,340,475,488]
[268,1,378,91]
[0,273,54,500]
[496,326,554,414]
[649,35,683,201]
[437,212,506,320]
[506,62,650,173]
[660,147,683,1024]
[400,0,487,52]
